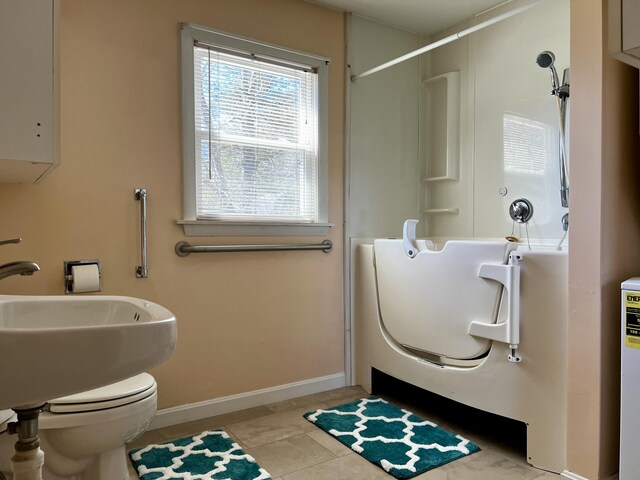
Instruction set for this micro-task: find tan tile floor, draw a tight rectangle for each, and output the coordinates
[127,384,559,480]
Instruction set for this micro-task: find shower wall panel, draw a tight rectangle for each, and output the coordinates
[472,0,570,241]
[423,0,570,241]
[348,1,570,243]
[348,16,421,239]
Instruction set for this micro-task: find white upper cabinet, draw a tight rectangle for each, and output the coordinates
[0,0,59,183]
[609,0,640,69]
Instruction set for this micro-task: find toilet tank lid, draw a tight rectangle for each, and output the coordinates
[49,373,156,405]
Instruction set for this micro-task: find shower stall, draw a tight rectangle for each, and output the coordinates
[347,1,570,243]
[346,0,570,473]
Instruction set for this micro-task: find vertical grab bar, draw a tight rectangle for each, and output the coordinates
[134,188,149,278]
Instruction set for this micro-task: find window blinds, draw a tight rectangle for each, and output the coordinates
[193,45,319,222]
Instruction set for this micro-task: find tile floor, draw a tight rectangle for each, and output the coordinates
[127,381,560,480]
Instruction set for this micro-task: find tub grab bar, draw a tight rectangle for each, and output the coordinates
[175,239,333,256]
[468,252,522,362]
[134,188,149,278]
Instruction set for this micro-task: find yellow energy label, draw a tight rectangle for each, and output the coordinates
[625,292,640,349]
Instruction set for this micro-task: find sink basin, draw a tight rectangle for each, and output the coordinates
[0,295,176,410]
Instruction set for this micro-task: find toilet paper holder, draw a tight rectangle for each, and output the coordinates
[64,259,102,294]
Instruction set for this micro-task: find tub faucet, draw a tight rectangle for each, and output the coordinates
[0,238,40,280]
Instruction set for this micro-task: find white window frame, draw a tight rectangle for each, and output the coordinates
[179,23,331,236]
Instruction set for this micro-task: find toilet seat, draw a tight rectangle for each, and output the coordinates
[0,410,15,434]
[48,373,156,413]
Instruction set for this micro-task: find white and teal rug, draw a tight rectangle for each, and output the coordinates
[304,396,480,479]
[129,429,271,480]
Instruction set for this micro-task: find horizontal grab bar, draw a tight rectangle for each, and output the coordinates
[175,239,333,256]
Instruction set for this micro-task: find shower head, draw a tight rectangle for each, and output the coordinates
[536,51,555,68]
[536,50,560,92]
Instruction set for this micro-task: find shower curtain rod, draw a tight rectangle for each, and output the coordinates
[351,0,545,82]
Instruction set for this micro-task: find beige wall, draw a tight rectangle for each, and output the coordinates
[0,0,345,409]
[568,0,640,477]
[600,7,640,477]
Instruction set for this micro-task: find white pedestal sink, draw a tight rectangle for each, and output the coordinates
[0,295,176,410]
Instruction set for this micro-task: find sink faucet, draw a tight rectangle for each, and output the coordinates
[0,261,40,280]
[0,238,40,280]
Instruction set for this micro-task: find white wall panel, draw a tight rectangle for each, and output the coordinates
[348,16,420,239]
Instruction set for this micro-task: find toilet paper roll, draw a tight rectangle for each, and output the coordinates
[71,264,100,293]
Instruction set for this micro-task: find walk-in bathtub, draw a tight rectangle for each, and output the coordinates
[354,238,567,473]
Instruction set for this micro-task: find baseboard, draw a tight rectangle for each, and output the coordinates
[561,470,619,480]
[562,471,589,480]
[149,372,346,430]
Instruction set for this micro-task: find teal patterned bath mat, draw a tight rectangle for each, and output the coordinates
[129,429,271,480]
[304,396,479,479]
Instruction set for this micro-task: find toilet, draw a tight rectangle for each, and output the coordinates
[0,373,157,480]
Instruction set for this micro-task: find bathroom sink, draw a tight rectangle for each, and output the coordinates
[0,295,176,410]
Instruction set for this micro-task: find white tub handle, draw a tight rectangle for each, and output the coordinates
[402,219,419,258]
[468,253,522,362]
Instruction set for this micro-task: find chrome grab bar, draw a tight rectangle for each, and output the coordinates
[134,188,148,278]
[175,239,333,256]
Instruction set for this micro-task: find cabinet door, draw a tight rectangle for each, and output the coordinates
[623,0,640,58]
[0,0,57,181]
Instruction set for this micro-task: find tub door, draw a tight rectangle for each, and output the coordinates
[373,239,516,360]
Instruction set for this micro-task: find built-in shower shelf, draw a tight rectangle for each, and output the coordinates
[421,176,456,183]
[421,71,460,182]
[423,208,459,215]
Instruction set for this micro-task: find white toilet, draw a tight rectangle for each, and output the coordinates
[0,373,157,480]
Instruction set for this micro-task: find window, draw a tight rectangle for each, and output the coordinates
[179,24,331,236]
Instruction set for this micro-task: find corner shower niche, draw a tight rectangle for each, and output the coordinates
[420,71,461,223]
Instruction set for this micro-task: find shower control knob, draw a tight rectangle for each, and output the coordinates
[509,198,533,224]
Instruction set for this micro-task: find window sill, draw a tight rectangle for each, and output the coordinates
[177,220,334,237]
